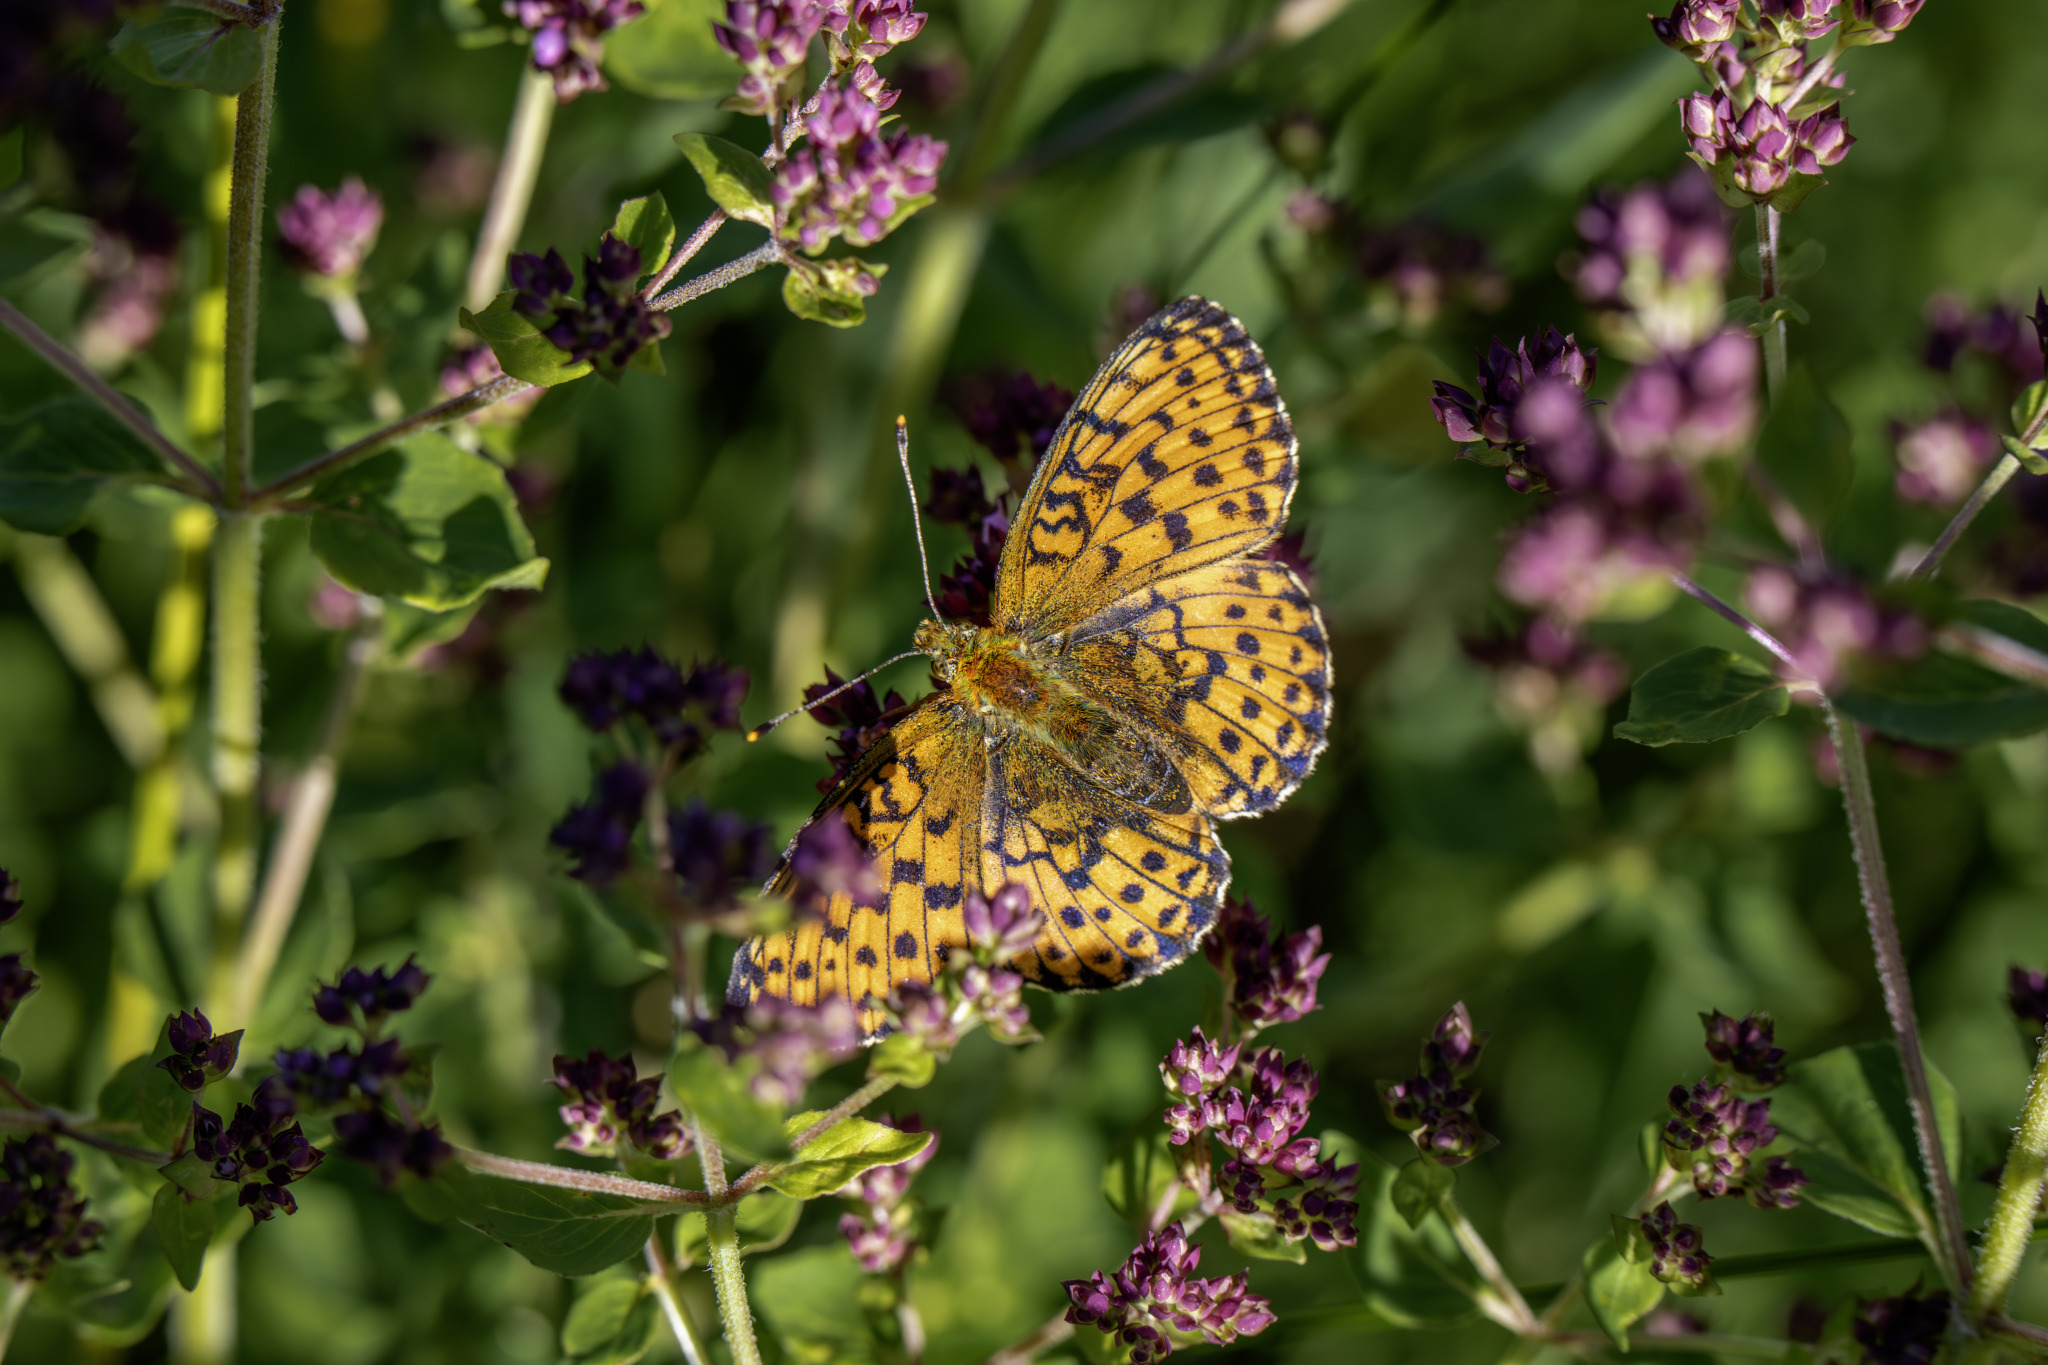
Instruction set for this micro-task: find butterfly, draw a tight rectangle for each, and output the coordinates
[729,297,1331,1030]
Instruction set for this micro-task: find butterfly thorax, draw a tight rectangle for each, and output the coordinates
[913,618,1192,813]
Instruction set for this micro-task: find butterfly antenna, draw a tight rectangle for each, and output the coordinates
[744,650,925,742]
[896,414,944,621]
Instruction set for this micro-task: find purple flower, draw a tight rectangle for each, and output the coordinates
[694,997,864,1106]
[803,666,911,792]
[1497,495,1698,623]
[550,762,650,884]
[1742,567,1928,689]
[837,1114,934,1273]
[331,1108,454,1186]
[1921,294,2048,386]
[958,963,1034,1042]
[1853,1290,1949,1364]
[0,1134,103,1281]
[669,802,773,910]
[1606,330,1759,462]
[0,867,21,926]
[440,344,544,424]
[1685,94,1855,206]
[509,237,672,380]
[312,957,432,1031]
[0,955,37,1028]
[1062,1222,1276,1361]
[961,882,1043,960]
[276,178,383,279]
[1650,0,1739,51]
[772,77,948,251]
[886,981,962,1053]
[933,499,1008,627]
[1380,1003,1496,1167]
[1272,1162,1361,1252]
[1640,1202,1713,1290]
[1700,1010,1787,1089]
[1428,328,1598,455]
[1893,412,1999,507]
[956,370,1073,486]
[1427,1002,1487,1075]
[1847,0,1923,40]
[1575,168,1732,303]
[1200,896,1330,1032]
[505,0,644,100]
[559,648,749,750]
[1664,1078,1804,1202]
[1161,1027,1241,1100]
[192,1092,326,1222]
[551,1050,691,1158]
[1255,529,1318,592]
[714,0,826,117]
[2009,966,2048,1032]
[842,0,925,56]
[1750,1154,1810,1210]
[784,812,883,916]
[155,1009,244,1093]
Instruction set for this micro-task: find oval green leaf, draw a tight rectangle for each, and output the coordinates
[1583,1231,1665,1348]
[1614,647,1789,746]
[1837,603,2048,747]
[402,1165,662,1277]
[460,291,593,388]
[0,397,167,535]
[672,133,776,227]
[766,1112,932,1201]
[110,12,263,95]
[151,1182,215,1292]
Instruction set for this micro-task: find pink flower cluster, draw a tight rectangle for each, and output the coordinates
[1063,1223,1276,1364]
[774,78,947,251]
[1742,566,1928,689]
[837,1115,936,1273]
[505,0,644,101]
[276,178,383,279]
[1681,92,1853,203]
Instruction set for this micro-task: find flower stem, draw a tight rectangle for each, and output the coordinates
[208,511,265,1013]
[0,1278,28,1363]
[0,1101,172,1166]
[8,534,164,769]
[1439,1194,1537,1334]
[983,1312,1074,1365]
[1907,453,2024,582]
[1939,622,2048,689]
[127,506,214,892]
[727,1074,902,1197]
[249,373,530,504]
[646,1235,710,1365]
[1823,703,1972,1295]
[1666,570,1812,680]
[221,9,282,506]
[0,299,220,501]
[646,212,727,297]
[464,66,555,315]
[1969,1033,2048,1319]
[695,1122,764,1365]
[1754,204,1787,404]
[648,242,783,313]
[229,616,379,1027]
[454,1147,712,1204]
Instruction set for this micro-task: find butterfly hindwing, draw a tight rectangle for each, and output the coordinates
[1064,558,1331,817]
[982,735,1229,990]
[995,297,1297,636]
[731,699,984,1030]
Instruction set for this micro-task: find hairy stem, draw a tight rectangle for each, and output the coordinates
[207,512,265,1012]
[1908,453,2024,582]
[648,242,783,312]
[1823,704,1972,1294]
[464,66,556,315]
[0,300,220,500]
[454,1148,711,1204]
[1439,1195,1537,1334]
[984,1313,1074,1365]
[0,1099,174,1166]
[1754,204,1787,403]
[1969,1033,2048,1318]
[695,1122,764,1365]
[646,211,727,296]
[221,9,282,505]
[1666,570,1811,679]
[646,1235,709,1365]
[250,373,529,503]
[229,617,378,1027]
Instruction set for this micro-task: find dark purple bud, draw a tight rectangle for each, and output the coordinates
[2031,290,2048,369]
[803,665,912,792]
[1061,1222,1276,1356]
[1426,1002,1487,1076]
[1202,896,1330,1030]
[923,466,994,525]
[669,801,773,910]
[1641,1201,1715,1290]
[1160,1027,1241,1099]
[166,1009,213,1056]
[715,0,826,116]
[0,868,20,927]
[276,178,383,278]
[0,954,38,1026]
[956,371,1074,471]
[509,248,576,318]
[1847,0,1923,40]
[960,882,1041,960]
[846,0,924,55]
[1749,1154,1809,1210]
[1700,1010,1788,1088]
[785,812,883,914]
[505,0,643,100]
[1853,1289,1949,1364]
[1651,0,1739,50]
[2010,966,2048,1031]
[550,762,650,884]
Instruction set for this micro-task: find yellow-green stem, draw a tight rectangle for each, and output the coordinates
[209,513,264,1009]
[0,1279,28,1362]
[463,66,556,315]
[221,11,282,504]
[695,1123,763,1365]
[1754,204,1787,403]
[1969,1034,2048,1319]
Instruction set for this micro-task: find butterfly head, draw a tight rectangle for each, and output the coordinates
[913,618,977,683]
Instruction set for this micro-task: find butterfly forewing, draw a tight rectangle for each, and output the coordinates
[995,297,1298,636]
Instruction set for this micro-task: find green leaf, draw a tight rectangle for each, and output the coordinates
[1614,647,1790,746]
[674,1189,803,1267]
[0,208,94,293]
[1769,1042,1961,1248]
[666,1036,788,1161]
[1390,1158,1456,1230]
[157,1150,226,1202]
[403,1164,663,1277]
[604,0,733,99]
[866,1032,936,1088]
[782,259,884,328]
[767,1112,932,1200]
[1220,1205,1307,1263]
[611,193,676,277]
[110,11,263,95]
[151,1182,214,1292]
[751,1246,880,1363]
[2000,434,2048,476]
[138,1039,190,1150]
[1349,1152,1480,1329]
[672,133,776,227]
[1101,1128,1193,1230]
[1837,603,2048,747]
[0,397,167,535]
[2013,380,2048,444]
[459,290,591,387]
[305,432,548,611]
[96,1055,150,1127]
[1755,363,1853,528]
[561,1273,662,1364]
[1583,1229,1665,1349]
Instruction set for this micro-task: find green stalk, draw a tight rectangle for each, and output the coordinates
[208,512,264,1009]
[1754,204,1787,403]
[0,1279,28,1362]
[221,11,283,504]
[695,1124,763,1365]
[1969,1034,2048,1319]
[463,66,556,315]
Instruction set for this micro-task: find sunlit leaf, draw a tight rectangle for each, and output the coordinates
[110,11,263,95]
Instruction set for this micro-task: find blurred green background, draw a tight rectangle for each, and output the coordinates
[4,0,2048,1359]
